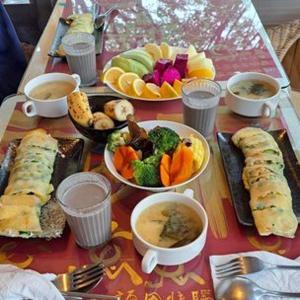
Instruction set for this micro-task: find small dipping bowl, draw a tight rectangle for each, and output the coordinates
[69,95,128,143]
[224,72,281,117]
[130,189,208,273]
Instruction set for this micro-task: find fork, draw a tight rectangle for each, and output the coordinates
[53,262,105,292]
[214,256,300,278]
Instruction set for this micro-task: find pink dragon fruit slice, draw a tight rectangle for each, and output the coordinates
[154,59,172,76]
[173,54,188,78]
[161,66,181,85]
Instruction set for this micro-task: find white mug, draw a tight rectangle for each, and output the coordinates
[23,73,80,118]
[224,72,281,117]
[130,189,208,274]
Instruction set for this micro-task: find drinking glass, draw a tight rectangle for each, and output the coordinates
[56,172,111,248]
[182,79,222,138]
[62,32,97,86]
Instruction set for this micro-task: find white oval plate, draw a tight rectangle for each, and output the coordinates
[104,120,210,192]
[102,47,190,102]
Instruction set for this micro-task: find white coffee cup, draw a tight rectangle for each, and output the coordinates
[224,72,281,117]
[23,73,81,118]
[130,189,208,274]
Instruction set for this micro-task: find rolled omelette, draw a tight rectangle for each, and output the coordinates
[56,13,94,56]
[0,129,58,234]
[232,127,297,238]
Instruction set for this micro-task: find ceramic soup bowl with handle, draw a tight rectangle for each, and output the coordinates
[23,72,80,118]
[130,189,208,274]
[225,72,281,117]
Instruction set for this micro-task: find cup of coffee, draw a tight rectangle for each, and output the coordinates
[56,172,112,248]
[62,32,97,87]
[182,79,222,138]
[23,72,80,118]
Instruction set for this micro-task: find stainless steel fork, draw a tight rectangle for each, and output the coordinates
[53,262,105,292]
[214,256,300,278]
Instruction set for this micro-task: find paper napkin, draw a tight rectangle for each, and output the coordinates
[0,264,64,300]
[210,251,300,300]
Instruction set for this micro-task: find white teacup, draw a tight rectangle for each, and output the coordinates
[224,72,281,117]
[130,189,208,274]
[23,73,80,118]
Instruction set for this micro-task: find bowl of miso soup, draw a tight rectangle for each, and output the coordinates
[23,73,80,118]
[130,189,208,273]
[225,72,280,117]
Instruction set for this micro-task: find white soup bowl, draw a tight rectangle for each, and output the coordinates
[130,189,208,273]
[23,72,80,118]
[224,72,281,117]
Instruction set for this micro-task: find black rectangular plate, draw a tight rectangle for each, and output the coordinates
[48,18,102,57]
[0,137,84,238]
[217,129,300,226]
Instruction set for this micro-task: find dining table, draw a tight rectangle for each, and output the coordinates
[1,0,300,299]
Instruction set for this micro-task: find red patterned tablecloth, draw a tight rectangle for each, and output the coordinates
[0,1,298,299]
[1,100,298,300]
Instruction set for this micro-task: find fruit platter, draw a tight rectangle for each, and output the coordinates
[104,118,210,192]
[102,43,216,101]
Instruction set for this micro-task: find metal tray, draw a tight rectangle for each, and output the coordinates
[48,18,103,57]
[217,129,300,226]
[0,138,84,239]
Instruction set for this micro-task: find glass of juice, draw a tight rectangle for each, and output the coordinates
[56,172,111,248]
[182,79,222,138]
[62,32,97,86]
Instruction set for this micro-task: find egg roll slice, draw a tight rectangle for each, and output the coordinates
[250,179,291,200]
[252,207,297,237]
[19,129,58,152]
[0,204,42,233]
[245,153,284,170]
[8,171,52,186]
[250,192,292,212]
[15,147,57,165]
[243,165,285,190]
[10,159,53,176]
[4,180,53,205]
[238,132,277,150]
[66,13,94,35]
[0,194,40,206]
[241,141,282,158]
[232,127,267,147]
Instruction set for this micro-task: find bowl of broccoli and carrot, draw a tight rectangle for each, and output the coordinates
[104,117,210,192]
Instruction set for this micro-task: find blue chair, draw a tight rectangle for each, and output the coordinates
[0,3,26,103]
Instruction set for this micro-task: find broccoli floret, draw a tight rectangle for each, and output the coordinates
[132,154,162,186]
[148,126,180,153]
[143,153,162,166]
[107,130,129,152]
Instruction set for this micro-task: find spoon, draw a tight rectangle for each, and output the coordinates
[215,276,300,300]
[94,5,117,30]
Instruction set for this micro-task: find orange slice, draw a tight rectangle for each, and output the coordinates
[117,72,139,93]
[102,67,125,84]
[173,79,183,95]
[188,68,215,80]
[141,83,161,98]
[132,78,146,97]
[160,81,179,98]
